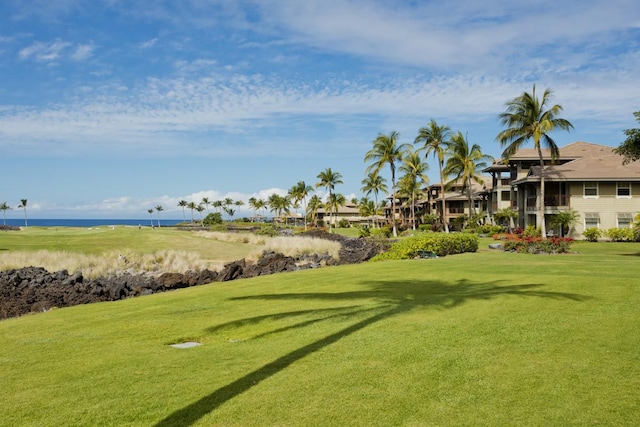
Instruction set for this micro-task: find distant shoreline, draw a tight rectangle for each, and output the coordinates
[0,219,184,228]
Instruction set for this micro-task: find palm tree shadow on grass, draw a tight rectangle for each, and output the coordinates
[154,279,590,426]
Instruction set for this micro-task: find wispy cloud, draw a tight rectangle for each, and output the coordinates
[70,44,94,61]
[19,39,72,62]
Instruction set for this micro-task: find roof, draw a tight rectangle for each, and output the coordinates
[506,141,605,161]
[511,142,640,183]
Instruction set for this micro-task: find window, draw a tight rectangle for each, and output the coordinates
[584,182,598,198]
[584,212,600,229]
[617,182,631,198]
[617,213,633,228]
[501,191,511,201]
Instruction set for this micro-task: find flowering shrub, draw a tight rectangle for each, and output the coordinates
[503,235,574,254]
[371,232,479,261]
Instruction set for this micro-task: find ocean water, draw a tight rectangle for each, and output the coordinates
[0,219,183,227]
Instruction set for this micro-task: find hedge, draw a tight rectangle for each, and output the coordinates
[371,232,479,261]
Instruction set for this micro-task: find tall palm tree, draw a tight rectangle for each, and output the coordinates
[307,195,323,227]
[290,180,314,229]
[415,119,452,232]
[18,199,28,227]
[155,205,164,227]
[212,200,223,214]
[268,193,291,224]
[195,204,206,222]
[147,208,154,227]
[201,197,211,214]
[444,132,493,220]
[358,197,376,228]
[399,148,430,230]
[187,201,197,223]
[361,172,388,228]
[178,200,188,223]
[327,193,346,228]
[497,85,574,238]
[248,197,258,221]
[316,168,343,233]
[364,131,410,237]
[0,202,11,227]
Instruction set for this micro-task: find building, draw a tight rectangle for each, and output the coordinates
[498,141,640,237]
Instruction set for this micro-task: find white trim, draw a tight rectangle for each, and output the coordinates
[616,182,632,199]
[583,182,599,199]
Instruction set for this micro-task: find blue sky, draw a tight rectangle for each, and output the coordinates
[1,0,639,219]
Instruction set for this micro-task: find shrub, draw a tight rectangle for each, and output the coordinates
[503,235,574,254]
[203,213,223,226]
[583,227,602,242]
[371,232,479,261]
[357,226,371,238]
[338,219,350,228]
[604,227,635,242]
[474,224,505,235]
[522,225,541,238]
[370,226,392,238]
[254,224,280,237]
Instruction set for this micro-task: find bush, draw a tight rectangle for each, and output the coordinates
[254,224,280,237]
[370,227,392,238]
[357,226,371,238]
[203,213,223,226]
[503,235,574,254]
[522,225,541,238]
[371,232,479,261]
[604,228,635,242]
[473,224,505,235]
[583,227,602,242]
[338,219,350,228]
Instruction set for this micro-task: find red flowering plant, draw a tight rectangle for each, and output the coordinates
[503,234,574,254]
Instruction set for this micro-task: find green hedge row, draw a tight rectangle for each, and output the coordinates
[371,232,479,261]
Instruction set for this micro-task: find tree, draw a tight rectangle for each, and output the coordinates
[494,207,518,230]
[415,119,452,232]
[187,201,197,223]
[358,197,377,228]
[497,85,573,238]
[550,209,580,237]
[399,148,430,230]
[18,199,28,227]
[290,180,314,229]
[614,112,640,164]
[364,131,410,237]
[268,193,291,224]
[147,208,154,227]
[326,193,346,228]
[316,168,343,233]
[444,132,492,219]
[201,197,211,214]
[307,195,323,227]
[360,172,388,228]
[155,205,164,227]
[196,204,206,222]
[178,200,188,223]
[0,202,11,227]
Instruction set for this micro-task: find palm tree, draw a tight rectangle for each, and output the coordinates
[327,193,346,228]
[358,197,376,228]
[234,200,244,218]
[147,208,154,227]
[364,131,410,237]
[201,197,211,214]
[187,201,197,223]
[268,193,291,224]
[155,205,164,227]
[415,119,452,232]
[290,180,314,229]
[307,195,323,227]
[550,209,580,237]
[0,202,11,227]
[361,172,388,228]
[316,168,343,233]
[195,204,205,223]
[178,200,188,223]
[18,199,28,227]
[444,132,492,220]
[399,148,430,230]
[212,200,223,214]
[497,85,574,238]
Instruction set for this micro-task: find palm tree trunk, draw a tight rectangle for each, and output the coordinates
[391,170,398,237]
[439,162,449,233]
[537,148,547,239]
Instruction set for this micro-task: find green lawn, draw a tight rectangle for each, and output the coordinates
[1,236,639,426]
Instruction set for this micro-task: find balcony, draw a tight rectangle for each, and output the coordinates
[526,194,570,210]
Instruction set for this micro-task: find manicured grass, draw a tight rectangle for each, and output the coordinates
[1,237,639,425]
[0,226,256,261]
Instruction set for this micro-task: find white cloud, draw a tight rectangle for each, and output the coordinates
[19,39,72,62]
[71,44,94,61]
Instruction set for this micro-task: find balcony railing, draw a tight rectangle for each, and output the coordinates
[526,194,570,209]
